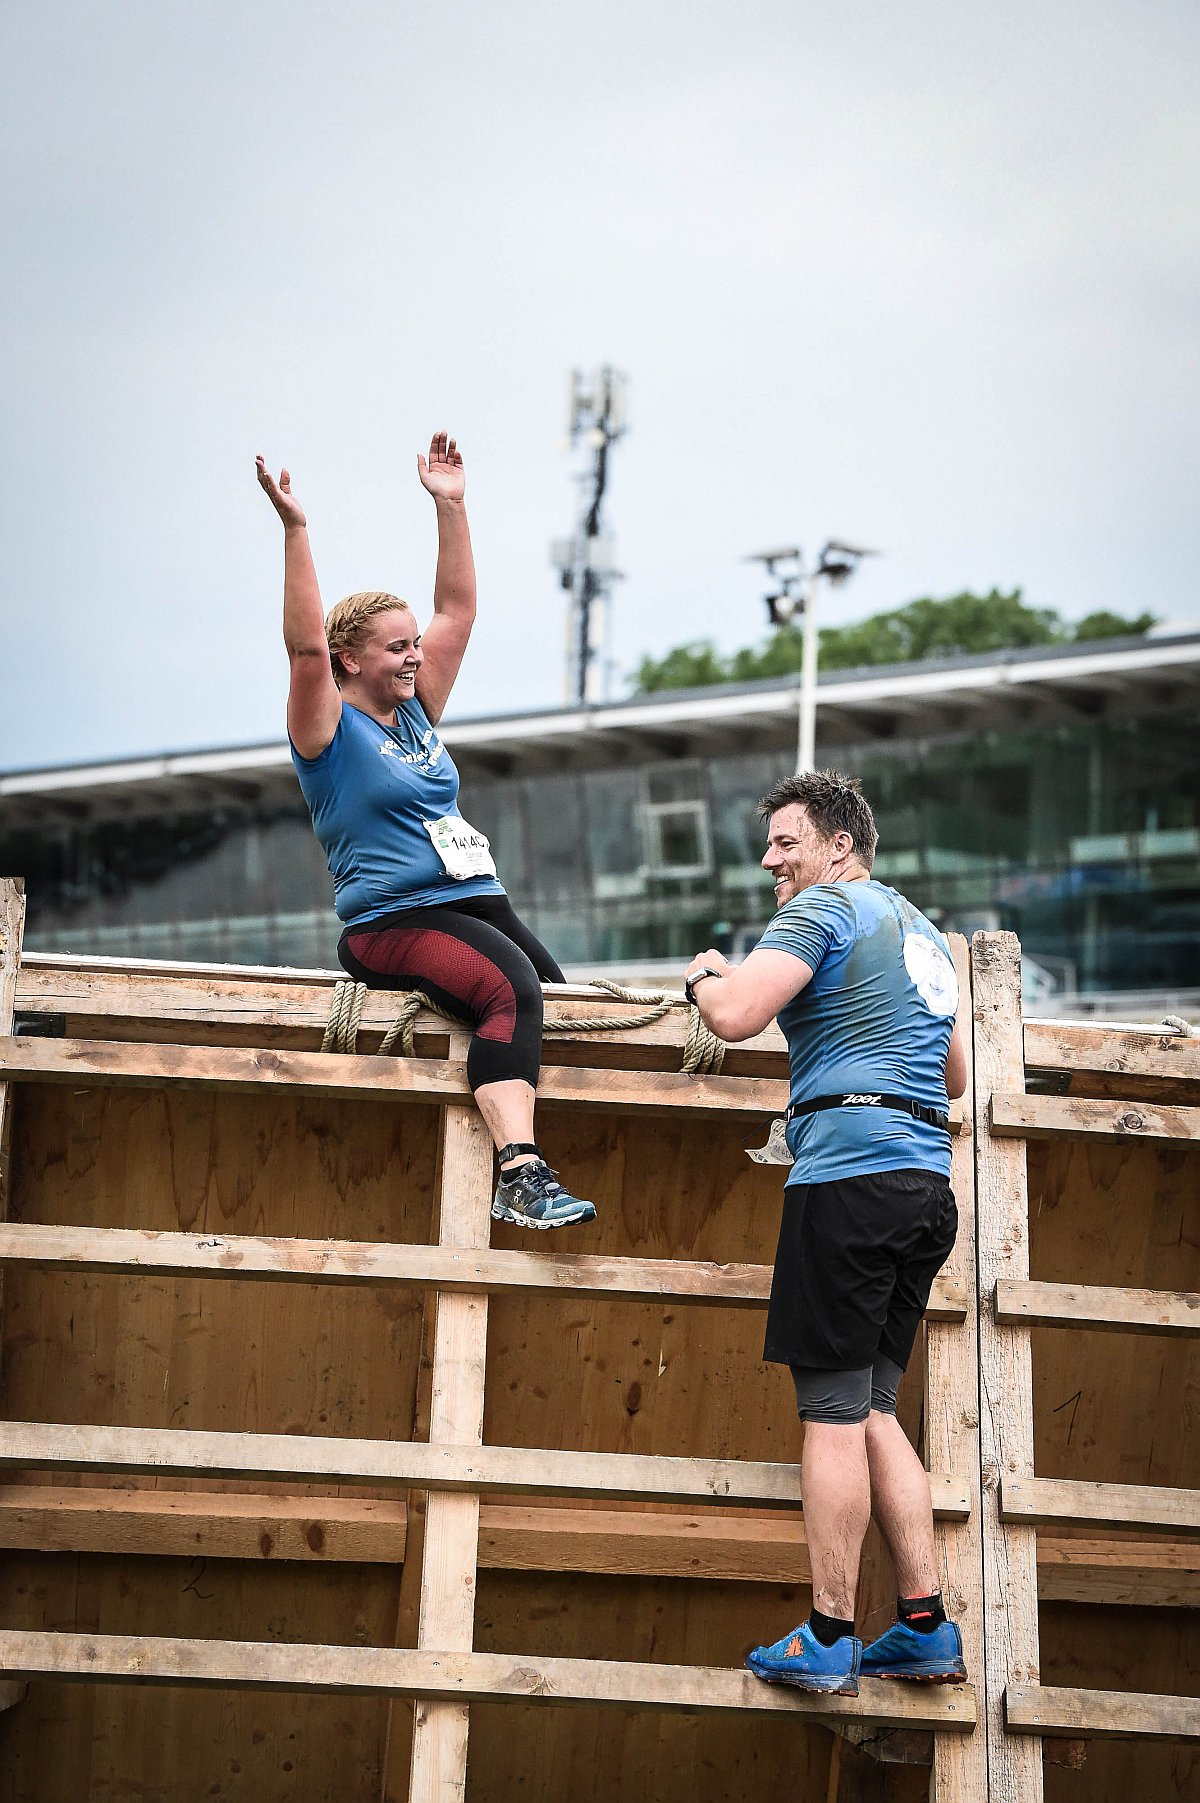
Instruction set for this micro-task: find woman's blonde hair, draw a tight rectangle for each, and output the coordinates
[323,591,416,684]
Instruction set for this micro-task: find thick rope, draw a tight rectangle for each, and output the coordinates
[321,975,726,1071]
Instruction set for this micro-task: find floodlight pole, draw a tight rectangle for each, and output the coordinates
[797,571,820,775]
[746,541,879,775]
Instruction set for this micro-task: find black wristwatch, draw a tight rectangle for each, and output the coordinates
[684,966,723,1007]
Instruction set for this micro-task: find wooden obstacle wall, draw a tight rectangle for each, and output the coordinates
[0,889,1194,1800]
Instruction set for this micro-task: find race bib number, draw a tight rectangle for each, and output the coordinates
[424,814,497,881]
[903,932,959,1017]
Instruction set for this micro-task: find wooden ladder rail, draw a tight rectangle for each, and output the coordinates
[0,878,28,1719]
[972,931,1044,1803]
[971,937,1200,1792]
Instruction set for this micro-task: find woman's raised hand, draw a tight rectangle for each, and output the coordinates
[417,430,465,504]
[256,457,307,530]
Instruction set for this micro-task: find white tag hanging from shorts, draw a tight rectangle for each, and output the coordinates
[746,1118,793,1166]
[424,814,497,881]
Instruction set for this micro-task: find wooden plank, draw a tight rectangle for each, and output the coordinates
[6,1487,1193,1602]
[990,1092,1200,1144]
[1001,1475,1200,1535]
[15,960,791,1068]
[1037,1536,1200,1607]
[1023,1021,1200,1082]
[0,1421,971,1515]
[407,1105,493,1801]
[0,1485,409,1562]
[0,879,26,1380]
[924,932,989,1803]
[0,1221,966,1320]
[0,1628,976,1729]
[996,1278,1200,1336]
[1005,1684,1200,1743]
[971,930,1044,1802]
[0,1034,789,1118]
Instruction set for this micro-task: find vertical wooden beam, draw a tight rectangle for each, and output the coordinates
[406,1103,494,1803]
[0,882,27,1719]
[972,933,1043,1802]
[925,934,987,1802]
[0,880,27,1365]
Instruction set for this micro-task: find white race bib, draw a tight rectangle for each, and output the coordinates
[424,814,497,881]
[903,932,959,1017]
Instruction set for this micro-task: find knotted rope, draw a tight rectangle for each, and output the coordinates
[321,976,725,1072]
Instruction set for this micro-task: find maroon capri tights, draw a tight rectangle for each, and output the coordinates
[337,894,564,1092]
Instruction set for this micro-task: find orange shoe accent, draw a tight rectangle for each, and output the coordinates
[785,1636,804,1658]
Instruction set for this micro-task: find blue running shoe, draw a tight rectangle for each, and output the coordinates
[491,1158,596,1230]
[861,1618,967,1683]
[746,1619,861,1695]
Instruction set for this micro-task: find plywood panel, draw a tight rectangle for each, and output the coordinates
[1,1085,438,1503]
[1025,1137,1200,1493]
[0,1549,398,1802]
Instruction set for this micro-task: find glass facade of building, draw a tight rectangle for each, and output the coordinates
[7,701,1197,1003]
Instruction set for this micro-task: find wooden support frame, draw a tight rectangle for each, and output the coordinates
[0,1419,972,1515]
[925,932,989,1801]
[1005,1685,1200,1743]
[4,923,1196,1797]
[972,932,1044,1802]
[5,1489,1196,1605]
[0,1628,976,1729]
[995,1278,1199,1336]
[0,1220,966,1318]
[1000,1476,1200,1535]
[0,1033,791,1118]
[990,1093,1200,1143]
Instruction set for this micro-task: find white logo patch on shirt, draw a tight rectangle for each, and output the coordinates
[903,932,959,1017]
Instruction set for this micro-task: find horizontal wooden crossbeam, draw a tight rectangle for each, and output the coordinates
[1023,1021,1200,1082]
[14,960,790,1071]
[1005,1683,1200,1742]
[0,1422,972,1517]
[995,1278,1200,1336]
[0,1035,789,1118]
[0,1222,966,1320]
[5,1487,1197,1602]
[989,1093,1200,1144]
[0,1629,976,1728]
[1037,1536,1200,1608]
[1000,1475,1200,1535]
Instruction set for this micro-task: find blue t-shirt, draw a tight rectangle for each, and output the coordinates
[291,698,505,925]
[757,881,958,1184]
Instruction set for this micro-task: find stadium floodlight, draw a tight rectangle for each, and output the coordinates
[746,541,881,772]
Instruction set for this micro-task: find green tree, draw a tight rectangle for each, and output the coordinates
[1071,609,1157,642]
[632,641,729,693]
[630,591,1156,693]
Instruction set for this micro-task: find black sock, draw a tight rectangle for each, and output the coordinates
[898,1592,946,1634]
[809,1607,855,1647]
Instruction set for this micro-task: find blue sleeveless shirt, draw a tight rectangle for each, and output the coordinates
[291,698,505,925]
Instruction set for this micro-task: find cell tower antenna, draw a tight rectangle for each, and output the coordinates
[549,365,630,705]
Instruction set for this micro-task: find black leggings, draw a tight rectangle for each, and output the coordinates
[337,894,564,1092]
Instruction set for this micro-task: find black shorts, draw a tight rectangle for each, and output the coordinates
[763,1168,957,1373]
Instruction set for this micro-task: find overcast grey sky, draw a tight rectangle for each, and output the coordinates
[2,0,1197,772]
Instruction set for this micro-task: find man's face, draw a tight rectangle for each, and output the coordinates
[761,803,847,906]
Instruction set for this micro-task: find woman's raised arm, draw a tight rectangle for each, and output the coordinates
[413,430,476,725]
[256,458,341,758]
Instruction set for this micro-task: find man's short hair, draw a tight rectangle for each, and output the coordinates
[757,769,879,870]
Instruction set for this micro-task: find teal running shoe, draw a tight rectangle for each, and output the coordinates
[861,1618,967,1682]
[491,1158,596,1230]
[746,1619,861,1695]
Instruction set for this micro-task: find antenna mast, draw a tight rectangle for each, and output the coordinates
[550,366,630,705]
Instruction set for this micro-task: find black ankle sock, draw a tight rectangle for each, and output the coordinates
[898,1592,946,1634]
[809,1608,855,1648]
